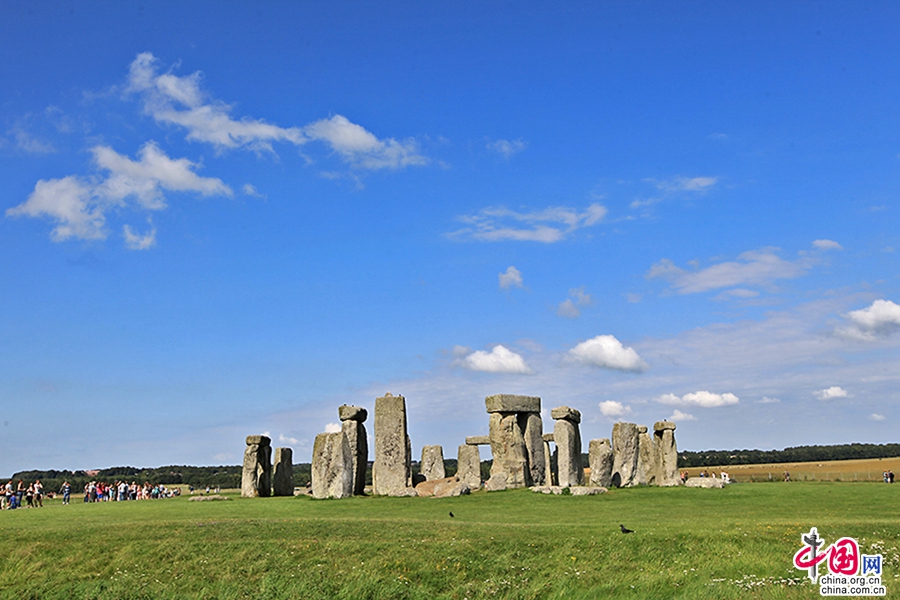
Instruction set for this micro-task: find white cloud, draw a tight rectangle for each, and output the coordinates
[450,203,607,243]
[9,125,55,154]
[457,345,534,374]
[647,248,809,294]
[668,409,697,421]
[814,386,849,400]
[242,183,263,197]
[126,53,425,169]
[599,400,631,417]
[487,138,527,159]
[278,433,301,445]
[813,239,843,251]
[498,266,523,289]
[758,396,781,404]
[557,286,592,318]
[656,391,739,408]
[654,176,718,192]
[324,423,342,433]
[6,142,231,244]
[838,299,900,341]
[567,335,648,372]
[123,223,157,250]
[870,414,886,422]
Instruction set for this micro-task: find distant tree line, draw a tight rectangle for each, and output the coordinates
[678,443,900,468]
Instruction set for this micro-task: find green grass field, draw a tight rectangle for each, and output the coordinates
[1,483,897,599]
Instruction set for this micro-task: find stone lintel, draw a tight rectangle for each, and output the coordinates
[338,405,368,422]
[465,435,491,445]
[654,420,676,432]
[485,394,541,414]
[550,406,581,424]
[246,435,271,446]
[542,433,555,442]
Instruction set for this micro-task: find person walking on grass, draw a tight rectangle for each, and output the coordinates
[60,481,71,505]
[34,480,43,507]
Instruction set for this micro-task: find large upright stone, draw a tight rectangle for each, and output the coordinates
[588,438,614,488]
[312,432,353,499]
[488,412,530,488]
[653,421,681,486]
[341,419,368,495]
[241,435,272,498]
[552,406,583,488]
[522,413,546,486]
[637,425,658,486]
[421,445,446,480]
[373,393,411,496]
[272,447,293,496]
[611,422,640,488]
[485,394,541,413]
[456,444,481,489]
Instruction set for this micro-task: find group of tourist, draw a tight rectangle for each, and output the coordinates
[81,481,181,502]
[883,470,894,483]
[2,480,44,509]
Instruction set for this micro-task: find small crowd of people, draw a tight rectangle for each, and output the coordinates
[883,470,895,484]
[81,481,181,502]
[2,480,44,509]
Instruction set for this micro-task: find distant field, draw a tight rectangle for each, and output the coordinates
[681,455,900,483]
[2,482,899,599]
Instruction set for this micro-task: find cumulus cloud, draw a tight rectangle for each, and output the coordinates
[647,248,809,294]
[498,266,523,289]
[6,142,230,245]
[837,299,900,341]
[457,345,534,374]
[324,423,342,433]
[599,400,632,417]
[126,53,425,169]
[567,335,648,372]
[656,391,739,408]
[668,409,697,421]
[279,433,301,445]
[870,413,886,422]
[813,239,843,251]
[557,286,592,318]
[451,203,607,243]
[814,386,849,400]
[487,138,527,159]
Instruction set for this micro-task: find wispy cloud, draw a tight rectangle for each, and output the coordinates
[652,176,718,192]
[837,299,900,341]
[812,239,843,251]
[455,344,534,374]
[450,203,607,243]
[123,222,157,250]
[8,124,56,154]
[870,413,886,422]
[656,391,739,408]
[498,266,524,289]
[557,286,592,318]
[567,335,647,372]
[6,142,230,244]
[486,138,527,159]
[126,52,426,169]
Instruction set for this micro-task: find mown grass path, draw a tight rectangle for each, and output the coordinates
[1,482,897,599]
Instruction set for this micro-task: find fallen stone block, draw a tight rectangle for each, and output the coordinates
[569,486,607,496]
[685,477,725,489]
[388,487,418,497]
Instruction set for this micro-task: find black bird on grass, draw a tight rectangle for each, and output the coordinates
[449,512,455,518]
[619,524,634,534]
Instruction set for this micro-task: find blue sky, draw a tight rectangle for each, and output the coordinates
[3,2,900,475]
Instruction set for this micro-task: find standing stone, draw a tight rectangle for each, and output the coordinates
[611,422,640,488]
[339,406,368,496]
[456,444,481,489]
[543,439,556,486]
[373,393,412,496]
[488,412,530,487]
[241,435,272,498]
[552,406,583,488]
[522,413,546,486]
[421,445,446,480]
[272,447,293,496]
[588,439,614,488]
[312,431,353,499]
[637,425,658,486]
[653,421,681,486]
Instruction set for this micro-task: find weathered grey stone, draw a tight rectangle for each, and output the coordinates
[373,393,411,496]
[530,485,564,495]
[588,438,614,488]
[341,419,368,495]
[311,432,353,499]
[543,439,557,486]
[611,422,640,488]
[241,435,272,498]
[522,412,546,486]
[485,394,541,414]
[456,444,481,489]
[465,435,491,445]
[553,414,583,487]
[550,406,581,423]
[272,447,293,496]
[421,445,446,480]
[637,425,658,486]
[488,412,530,488]
[685,477,724,489]
[542,433,554,442]
[338,404,368,422]
[484,473,508,491]
[388,487,419,497]
[569,486,607,496]
[653,421,681,486]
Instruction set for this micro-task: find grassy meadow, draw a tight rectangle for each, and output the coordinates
[1,482,898,599]
[682,455,900,483]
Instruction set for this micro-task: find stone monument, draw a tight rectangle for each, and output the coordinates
[339,404,368,495]
[551,406,583,488]
[373,393,412,495]
[272,447,293,496]
[241,435,272,498]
